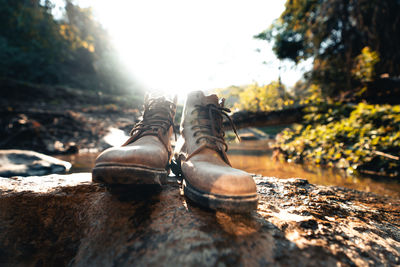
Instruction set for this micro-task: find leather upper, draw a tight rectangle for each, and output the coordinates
[95,136,170,170]
[95,96,176,170]
[175,91,257,197]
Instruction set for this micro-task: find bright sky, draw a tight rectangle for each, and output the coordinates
[57,0,311,95]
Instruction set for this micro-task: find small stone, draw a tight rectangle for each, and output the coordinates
[0,149,71,177]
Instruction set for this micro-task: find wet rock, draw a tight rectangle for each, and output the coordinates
[0,150,71,177]
[0,174,399,266]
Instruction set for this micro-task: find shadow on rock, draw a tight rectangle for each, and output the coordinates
[106,184,162,202]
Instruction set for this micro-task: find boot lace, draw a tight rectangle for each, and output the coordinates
[122,97,177,152]
[186,102,240,163]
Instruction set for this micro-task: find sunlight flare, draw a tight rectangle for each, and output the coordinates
[76,0,308,95]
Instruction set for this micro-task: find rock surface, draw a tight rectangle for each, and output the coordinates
[0,150,71,177]
[0,173,399,266]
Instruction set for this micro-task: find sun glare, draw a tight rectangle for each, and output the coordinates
[79,0,308,96]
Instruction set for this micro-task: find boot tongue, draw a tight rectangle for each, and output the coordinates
[203,94,219,106]
[145,96,176,120]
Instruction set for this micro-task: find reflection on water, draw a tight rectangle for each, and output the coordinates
[58,140,400,198]
[228,141,400,198]
[228,151,400,198]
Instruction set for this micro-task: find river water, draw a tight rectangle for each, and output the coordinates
[58,139,400,198]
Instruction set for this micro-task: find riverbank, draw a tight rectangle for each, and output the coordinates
[276,103,400,179]
[0,78,141,154]
[2,79,399,197]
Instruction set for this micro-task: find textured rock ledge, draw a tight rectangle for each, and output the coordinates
[0,173,399,266]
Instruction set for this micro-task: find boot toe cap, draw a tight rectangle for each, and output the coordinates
[95,142,167,170]
[182,161,257,197]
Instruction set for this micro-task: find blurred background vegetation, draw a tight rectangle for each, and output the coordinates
[0,0,399,178]
[255,0,400,101]
[0,0,140,95]
[217,0,400,177]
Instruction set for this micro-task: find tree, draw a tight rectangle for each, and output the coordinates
[256,0,400,97]
[0,0,70,83]
[218,81,294,112]
[0,0,140,95]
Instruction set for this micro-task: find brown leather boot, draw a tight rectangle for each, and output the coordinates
[174,91,258,212]
[92,95,177,185]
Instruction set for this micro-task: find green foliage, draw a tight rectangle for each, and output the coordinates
[0,0,68,82]
[352,47,380,83]
[276,103,400,177]
[257,0,400,97]
[0,0,140,95]
[215,85,244,109]
[216,81,294,112]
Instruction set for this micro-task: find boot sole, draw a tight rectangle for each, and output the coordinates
[183,179,258,213]
[92,164,168,185]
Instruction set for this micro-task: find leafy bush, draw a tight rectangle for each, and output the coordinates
[276,103,400,177]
